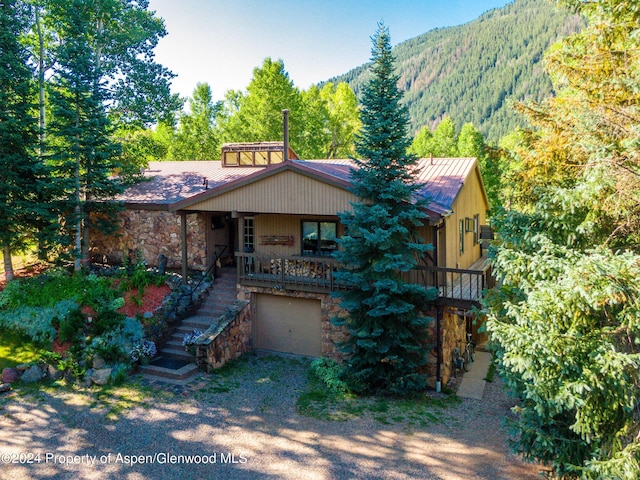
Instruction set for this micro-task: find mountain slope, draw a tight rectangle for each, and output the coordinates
[330,0,582,143]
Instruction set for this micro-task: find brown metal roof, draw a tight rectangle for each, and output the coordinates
[118,157,481,216]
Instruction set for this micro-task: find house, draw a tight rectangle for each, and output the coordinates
[91,141,492,386]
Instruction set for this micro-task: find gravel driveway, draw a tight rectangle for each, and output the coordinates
[0,354,545,479]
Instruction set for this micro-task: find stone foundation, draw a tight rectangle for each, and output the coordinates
[441,308,469,386]
[91,209,207,271]
[236,286,349,361]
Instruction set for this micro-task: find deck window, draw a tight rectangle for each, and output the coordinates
[302,221,337,256]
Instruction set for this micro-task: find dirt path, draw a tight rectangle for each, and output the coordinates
[0,356,546,479]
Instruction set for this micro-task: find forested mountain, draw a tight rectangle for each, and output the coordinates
[330,0,582,142]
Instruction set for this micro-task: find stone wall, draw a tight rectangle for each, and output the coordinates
[236,286,349,361]
[197,282,467,389]
[195,301,252,371]
[441,309,468,386]
[91,209,207,271]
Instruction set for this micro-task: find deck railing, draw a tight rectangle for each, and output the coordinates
[236,252,492,304]
[236,252,343,293]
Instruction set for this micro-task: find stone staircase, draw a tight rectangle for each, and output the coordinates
[140,268,238,382]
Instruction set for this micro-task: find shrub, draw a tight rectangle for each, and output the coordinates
[309,357,351,395]
[58,308,86,343]
[90,309,125,337]
[0,300,78,345]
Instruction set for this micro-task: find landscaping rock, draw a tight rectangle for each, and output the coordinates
[82,369,94,388]
[92,355,106,369]
[90,368,112,386]
[21,365,45,384]
[47,364,63,381]
[2,368,19,384]
[15,364,29,374]
[0,383,11,394]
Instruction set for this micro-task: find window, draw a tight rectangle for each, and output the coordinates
[302,221,338,256]
[473,214,480,245]
[465,217,474,233]
[459,219,465,254]
[243,217,255,252]
[224,151,238,165]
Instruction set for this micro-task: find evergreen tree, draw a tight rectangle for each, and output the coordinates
[486,1,640,477]
[0,0,45,281]
[333,24,436,396]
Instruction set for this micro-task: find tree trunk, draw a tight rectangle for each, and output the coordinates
[3,244,14,283]
[74,96,82,273]
[36,6,46,152]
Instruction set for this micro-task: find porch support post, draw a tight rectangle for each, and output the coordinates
[180,211,188,284]
[435,305,442,392]
[237,213,244,252]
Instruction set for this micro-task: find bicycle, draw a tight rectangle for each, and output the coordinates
[452,347,469,377]
[462,332,476,368]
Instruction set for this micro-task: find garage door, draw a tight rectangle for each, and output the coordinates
[254,295,322,357]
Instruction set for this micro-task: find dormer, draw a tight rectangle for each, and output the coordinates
[221,142,299,167]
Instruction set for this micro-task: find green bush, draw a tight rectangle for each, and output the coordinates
[58,308,86,343]
[0,300,78,345]
[90,309,125,337]
[309,357,351,394]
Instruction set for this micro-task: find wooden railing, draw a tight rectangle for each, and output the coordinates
[236,252,492,305]
[402,265,492,307]
[236,252,343,293]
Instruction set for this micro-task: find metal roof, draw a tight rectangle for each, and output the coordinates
[117,157,479,216]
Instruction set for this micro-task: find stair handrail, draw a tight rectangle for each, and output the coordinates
[190,244,228,295]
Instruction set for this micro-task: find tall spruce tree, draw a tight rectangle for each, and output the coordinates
[0,0,44,281]
[333,23,436,396]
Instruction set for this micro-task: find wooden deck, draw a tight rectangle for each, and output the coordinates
[236,252,492,306]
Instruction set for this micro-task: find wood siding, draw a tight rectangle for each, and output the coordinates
[253,214,343,257]
[184,170,356,216]
[445,166,489,270]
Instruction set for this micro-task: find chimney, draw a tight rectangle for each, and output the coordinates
[282,109,289,162]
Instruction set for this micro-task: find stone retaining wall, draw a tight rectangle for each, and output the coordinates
[91,209,207,271]
[194,301,252,371]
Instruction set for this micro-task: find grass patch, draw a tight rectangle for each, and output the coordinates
[195,355,252,398]
[297,358,461,426]
[0,329,43,370]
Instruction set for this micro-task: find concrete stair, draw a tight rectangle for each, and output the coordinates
[140,268,238,382]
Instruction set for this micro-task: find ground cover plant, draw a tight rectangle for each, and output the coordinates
[0,263,169,383]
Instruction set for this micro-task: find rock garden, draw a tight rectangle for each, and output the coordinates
[0,260,212,394]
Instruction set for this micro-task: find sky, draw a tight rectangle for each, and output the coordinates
[147,0,513,104]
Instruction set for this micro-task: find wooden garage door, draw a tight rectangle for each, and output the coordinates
[254,295,322,357]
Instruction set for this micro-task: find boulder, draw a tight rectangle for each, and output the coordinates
[0,383,11,394]
[92,355,106,369]
[15,364,29,373]
[90,368,112,386]
[47,364,63,381]
[2,368,19,384]
[21,365,45,384]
